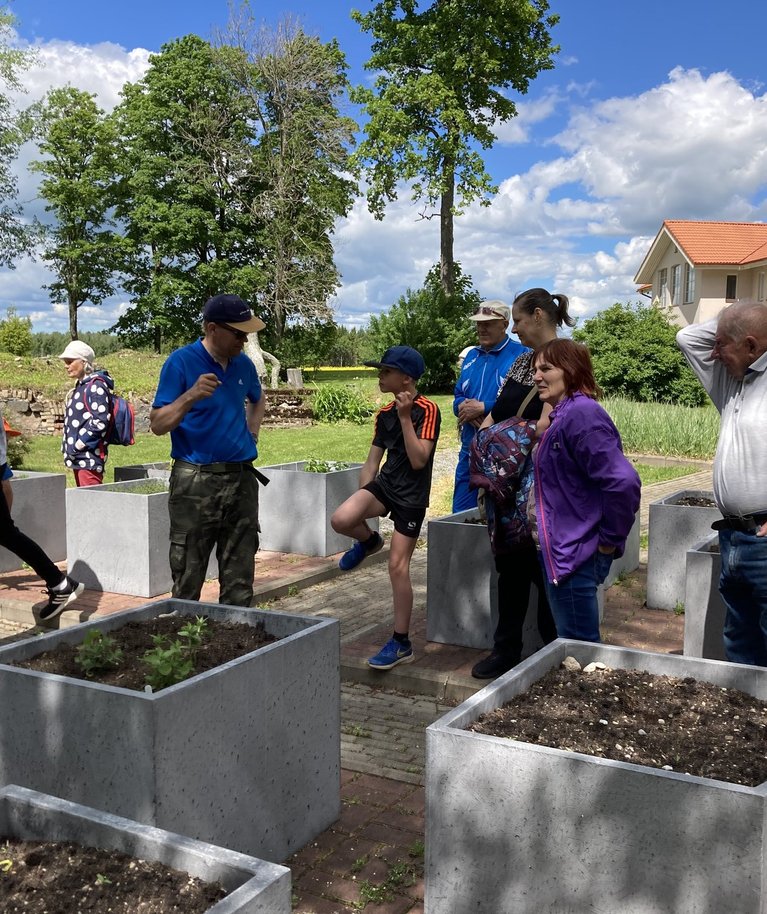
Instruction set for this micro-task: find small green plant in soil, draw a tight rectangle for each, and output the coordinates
[120,480,168,495]
[143,637,195,691]
[74,630,124,678]
[303,457,352,473]
[673,600,685,616]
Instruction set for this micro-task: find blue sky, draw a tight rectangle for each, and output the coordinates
[3,0,767,334]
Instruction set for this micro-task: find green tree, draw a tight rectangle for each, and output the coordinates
[277,319,338,371]
[221,10,358,343]
[367,263,480,392]
[351,0,558,296]
[573,302,707,407]
[0,9,38,266]
[0,305,32,354]
[30,86,124,340]
[111,35,265,350]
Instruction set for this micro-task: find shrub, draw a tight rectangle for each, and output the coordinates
[5,432,30,469]
[0,307,32,356]
[311,384,374,424]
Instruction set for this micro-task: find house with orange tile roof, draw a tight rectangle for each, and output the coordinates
[633,220,767,325]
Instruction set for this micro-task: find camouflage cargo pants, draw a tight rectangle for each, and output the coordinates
[168,461,260,606]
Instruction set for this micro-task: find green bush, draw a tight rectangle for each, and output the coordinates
[0,307,32,356]
[6,432,30,469]
[311,384,374,424]
[573,301,706,406]
[366,263,480,393]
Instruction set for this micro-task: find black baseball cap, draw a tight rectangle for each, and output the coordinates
[203,294,266,332]
[364,345,425,380]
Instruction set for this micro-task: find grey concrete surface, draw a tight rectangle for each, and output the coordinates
[684,533,728,662]
[0,601,340,863]
[425,639,767,914]
[0,784,291,913]
[0,471,66,572]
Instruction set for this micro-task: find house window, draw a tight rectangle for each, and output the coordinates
[670,265,681,305]
[658,268,668,303]
[684,264,695,303]
[758,272,765,302]
[726,275,737,300]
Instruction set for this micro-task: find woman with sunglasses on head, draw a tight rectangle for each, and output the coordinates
[471,288,574,679]
[531,339,640,642]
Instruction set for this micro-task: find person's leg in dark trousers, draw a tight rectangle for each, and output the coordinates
[0,475,64,587]
[216,469,259,607]
[495,543,556,658]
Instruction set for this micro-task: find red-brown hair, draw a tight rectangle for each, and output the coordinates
[534,338,601,399]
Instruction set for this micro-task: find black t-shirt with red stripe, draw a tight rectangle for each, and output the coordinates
[372,394,441,508]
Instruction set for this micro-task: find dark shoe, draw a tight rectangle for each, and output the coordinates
[471,651,519,680]
[339,531,384,571]
[39,577,85,622]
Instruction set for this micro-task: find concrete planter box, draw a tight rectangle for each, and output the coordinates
[66,479,216,597]
[114,461,171,482]
[425,509,611,653]
[0,600,340,862]
[258,461,377,556]
[0,785,291,913]
[0,471,66,573]
[684,533,727,662]
[426,640,767,914]
[647,489,722,611]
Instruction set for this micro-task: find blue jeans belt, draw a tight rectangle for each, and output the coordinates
[712,513,767,533]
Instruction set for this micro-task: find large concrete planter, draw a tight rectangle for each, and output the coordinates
[0,471,66,574]
[0,600,340,863]
[257,461,377,556]
[647,489,722,611]
[684,533,727,662]
[0,785,291,913]
[66,479,215,597]
[113,461,171,482]
[426,640,767,914]
[425,509,616,653]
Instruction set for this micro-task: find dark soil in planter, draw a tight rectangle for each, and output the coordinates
[674,495,717,507]
[10,615,277,691]
[0,837,227,913]
[469,662,767,787]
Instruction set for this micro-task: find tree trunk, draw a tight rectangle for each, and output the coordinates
[68,297,78,340]
[440,161,455,298]
[245,333,281,387]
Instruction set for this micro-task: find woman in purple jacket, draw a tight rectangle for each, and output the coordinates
[531,339,640,642]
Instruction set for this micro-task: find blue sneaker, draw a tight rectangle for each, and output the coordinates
[367,637,414,670]
[339,532,384,571]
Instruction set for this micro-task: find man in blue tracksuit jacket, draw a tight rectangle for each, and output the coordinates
[452,301,527,512]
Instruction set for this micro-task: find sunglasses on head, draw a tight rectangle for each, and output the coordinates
[217,323,249,340]
[474,307,506,319]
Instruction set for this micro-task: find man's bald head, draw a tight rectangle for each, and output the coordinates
[714,301,767,379]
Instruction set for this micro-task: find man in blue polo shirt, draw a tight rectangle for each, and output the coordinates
[452,301,526,511]
[150,294,266,606]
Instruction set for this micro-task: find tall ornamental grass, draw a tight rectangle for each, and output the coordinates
[604,397,718,459]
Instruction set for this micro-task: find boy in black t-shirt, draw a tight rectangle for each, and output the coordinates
[331,346,441,670]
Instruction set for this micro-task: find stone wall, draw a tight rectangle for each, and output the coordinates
[1,386,314,437]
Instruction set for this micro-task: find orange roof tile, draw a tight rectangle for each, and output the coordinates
[664,220,767,265]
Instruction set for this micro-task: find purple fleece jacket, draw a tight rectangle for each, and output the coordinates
[534,392,641,584]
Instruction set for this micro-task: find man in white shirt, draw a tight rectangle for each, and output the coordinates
[677,301,767,666]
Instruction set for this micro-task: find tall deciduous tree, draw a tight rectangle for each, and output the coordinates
[30,87,123,339]
[352,0,558,295]
[0,9,38,266]
[111,35,264,350]
[220,9,358,344]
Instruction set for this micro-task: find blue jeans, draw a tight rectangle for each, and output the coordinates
[539,551,612,642]
[718,529,767,667]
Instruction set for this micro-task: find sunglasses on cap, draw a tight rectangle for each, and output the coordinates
[473,307,507,319]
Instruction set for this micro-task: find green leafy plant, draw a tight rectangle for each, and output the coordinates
[95,873,112,885]
[673,601,685,616]
[303,457,352,473]
[311,384,374,424]
[142,617,209,690]
[74,630,124,678]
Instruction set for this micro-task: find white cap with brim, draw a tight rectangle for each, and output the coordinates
[469,300,511,322]
[59,340,96,363]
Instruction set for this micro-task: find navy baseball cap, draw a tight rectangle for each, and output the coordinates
[203,294,266,332]
[364,345,425,380]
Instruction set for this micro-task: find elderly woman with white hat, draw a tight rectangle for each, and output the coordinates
[59,340,114,486]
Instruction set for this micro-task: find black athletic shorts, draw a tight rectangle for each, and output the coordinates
[363,480,426,538]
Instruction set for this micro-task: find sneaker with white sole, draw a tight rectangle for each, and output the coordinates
[339,532,384,571]
[38,577,85,622]
[367,636,414,670]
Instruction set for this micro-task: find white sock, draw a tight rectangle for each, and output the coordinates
[52,577,69,592]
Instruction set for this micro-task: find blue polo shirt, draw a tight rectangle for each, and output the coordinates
[153,339,262,464]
